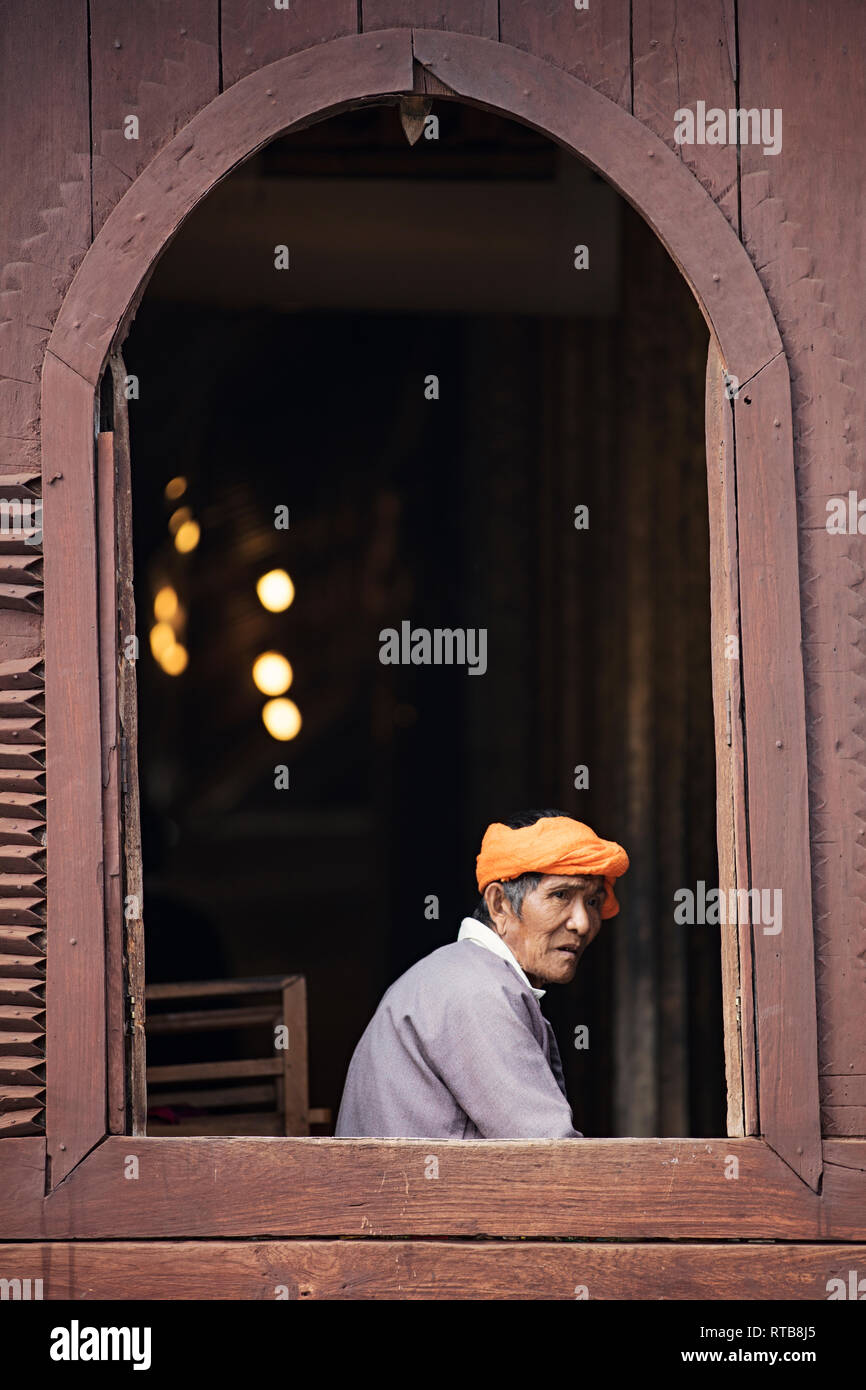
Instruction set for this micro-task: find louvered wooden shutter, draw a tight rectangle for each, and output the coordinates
[0,473,45,1136]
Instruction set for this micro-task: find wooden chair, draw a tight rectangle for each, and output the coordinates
[144,975,331,1136]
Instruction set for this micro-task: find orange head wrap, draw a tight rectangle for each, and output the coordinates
[476,816,629,919]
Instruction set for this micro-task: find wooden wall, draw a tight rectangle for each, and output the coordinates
[0,1,863,1151]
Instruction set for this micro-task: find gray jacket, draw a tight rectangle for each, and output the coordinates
[335,939,582,1139]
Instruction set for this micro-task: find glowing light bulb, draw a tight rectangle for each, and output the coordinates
[256,568,294,613]
[252,651,293,696]
[160,642,189,676]
[164,476,187,502]
[262,698,301,740]
[174,519,200,553]
[149,622,175,660]
[168,506,192,535]
[153,586,179,622]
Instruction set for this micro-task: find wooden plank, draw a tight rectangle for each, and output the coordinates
[499,0,631,109]
[0,1083,44,1108]
[0,1136,45,1227]
[90,0,220,232]
[3,1238,866,1300]
[148,1083,276,1109]
[0,926,45,956]
[0,900,45,926]
[49,31,415,386]
[0,1107,43,1136]
[366,3,497,38]
[146,974,297,1000]
[147,1005,281,1032]
[824,1140,866,1173]
[822,1076,866,1107]
[0,821,46,847]
[632,0,738,226]
[147,1058,283,1084]
[221,0,357,89]
[738,1,866,1099]
[0,1005,44,1030]
[823,1109,866,1138]
[281,975,309,1136]
[732,354,821,1188]
[42,355,106,1183]
[97,430,125,1135]
[109,353,145,1137]
[147,1113,284,1137]
[6,1136,858,1241]
[705,340,755,1136]
[0,1,90,477]
[0,954,45,979]
[0,1057,45,1084]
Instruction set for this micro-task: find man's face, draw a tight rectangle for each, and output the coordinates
[485,873,605,987]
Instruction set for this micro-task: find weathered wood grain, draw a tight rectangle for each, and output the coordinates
[738,0,866,1124]
[500,0,630,109]
[632,0,738,225]
[410,31,778,385]
[97,430,125,1134]
[2,1237,864,1300]
[365,2,497,38]
[89,0,220,233]
[109,354,146,1136]
[48,31,415,387]
[221,0,358,89]
[732,353,821,1184]
[705,341,757,1136]
[7,1136,859,1241]
[0,1,90,476]
[42,355,106,1182]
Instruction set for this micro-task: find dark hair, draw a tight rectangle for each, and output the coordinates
[471,809,570,927]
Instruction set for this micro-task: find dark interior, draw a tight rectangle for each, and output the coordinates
[123,100,724,1139]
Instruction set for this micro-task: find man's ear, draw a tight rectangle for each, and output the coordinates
[484,882,511,936]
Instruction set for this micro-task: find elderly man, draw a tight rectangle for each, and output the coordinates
[336,809,628,1139]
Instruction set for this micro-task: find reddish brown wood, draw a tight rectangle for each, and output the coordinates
[108,351,145,1136]
[0,1,89,477]
[500,0,630,109]
[632,0,738,226]
[49,32,414,387]
[0,1137,853,1241]
[732,353,821,1187]
[221,0,358,89]
[366,2,497,38]
[738,1,866,1126]
[97,430,125,1134]
[89,1,220,233]
[0,1136,45,1224]
[705,341,757,1136]
[37,31,819,1203]
[410,30,778,385]
[42,355,106,1183]
[281,975,309,1136]
[2,1237,864,1300]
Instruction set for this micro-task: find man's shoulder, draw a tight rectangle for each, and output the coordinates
[383,938,527,1005]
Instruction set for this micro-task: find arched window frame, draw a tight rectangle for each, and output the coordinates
[35,31,828,1236]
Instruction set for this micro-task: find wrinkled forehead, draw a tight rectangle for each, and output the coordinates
[536,872,605,893]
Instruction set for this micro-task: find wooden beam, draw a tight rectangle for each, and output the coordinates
[42,355,106,1184]
[732,355,822,1189]
[2,1237,865,1300]
[0,1137,855,1241]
